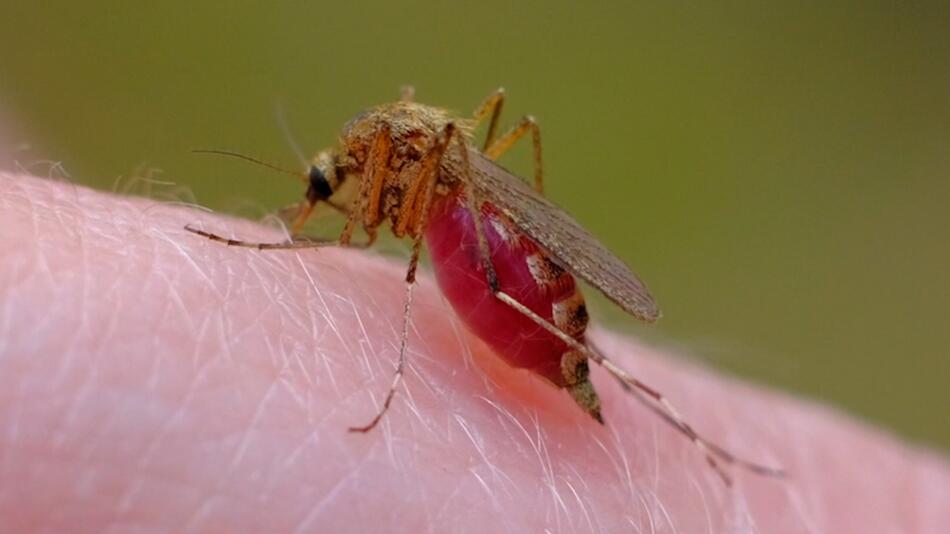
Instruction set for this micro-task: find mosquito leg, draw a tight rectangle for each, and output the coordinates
[585,339,786,478]
[333,125,392,248]
[349,123,456,433]
[188,122,391,252]
[287,197,353,221]
[185,225,343,250]
[500,290,786,485]
[494,291,768,486]
[405,123,456,279]
[351,227,378,249]
[273,195,374,246]
[471,87,506,151]
[277,200,319,236]
[484,115,544,195]
[187,158,372,251]
[289,201,316,235]
[348,276,417,433]
[395,122,456,236]
[276,201,306,227]
[356,125,393,235]
[470,89,544,194]
[346,231,419,433]
[296,227,376,249]
[453,138,781,485]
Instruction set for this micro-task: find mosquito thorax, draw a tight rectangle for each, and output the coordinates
[332,101,477,235]
[338,101,472,179]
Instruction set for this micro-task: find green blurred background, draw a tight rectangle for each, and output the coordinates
[2,2,948,450]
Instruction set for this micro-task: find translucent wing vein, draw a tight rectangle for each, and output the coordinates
[464,149,660,322]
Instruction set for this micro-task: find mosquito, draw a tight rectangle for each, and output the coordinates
[185,88,783,486]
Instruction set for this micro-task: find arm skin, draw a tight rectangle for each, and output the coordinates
[0,172,947,533]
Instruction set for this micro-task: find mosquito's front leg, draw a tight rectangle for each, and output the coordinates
[184,225,345,250]
[186,167,375,252]
[185,218,382,250]
[276,201,307,228]
[349,122,457,433]
[277,195,373,245]
[347,275,415,434]
[288,201,316,236]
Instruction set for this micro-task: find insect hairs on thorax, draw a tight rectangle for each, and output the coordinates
[333,101,474,237]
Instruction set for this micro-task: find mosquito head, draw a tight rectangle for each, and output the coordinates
[306,149,347,205]
[305,164,332,202]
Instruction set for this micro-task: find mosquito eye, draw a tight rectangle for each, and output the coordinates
[307,165,333,201]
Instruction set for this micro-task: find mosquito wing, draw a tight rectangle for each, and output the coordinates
[465,148,660,322]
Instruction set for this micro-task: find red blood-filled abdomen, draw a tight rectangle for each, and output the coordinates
[425,192,586,387]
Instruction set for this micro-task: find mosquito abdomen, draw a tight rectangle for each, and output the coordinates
[425,192,602,420]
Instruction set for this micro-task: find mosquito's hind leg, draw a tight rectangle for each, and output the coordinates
[491,286,785,486]
[472,88,506,151]
[495,287,787,486]
[485,116,544,195]
[471,88,545,194]
[452,137,782,487]
[347,274,415,433]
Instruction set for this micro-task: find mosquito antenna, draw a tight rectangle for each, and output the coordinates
[192,149,307,183]
[275,100,309,167]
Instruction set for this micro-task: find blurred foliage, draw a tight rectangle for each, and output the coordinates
[1,1,948,450]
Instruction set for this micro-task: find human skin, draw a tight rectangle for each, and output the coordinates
[0,172,948,533]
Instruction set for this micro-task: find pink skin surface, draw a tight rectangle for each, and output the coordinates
[1,172,949,533]
[426,192,579,386]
